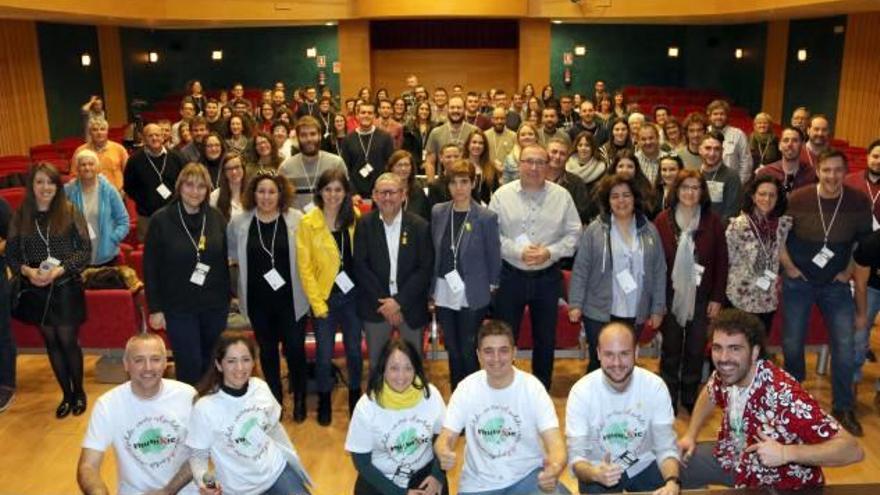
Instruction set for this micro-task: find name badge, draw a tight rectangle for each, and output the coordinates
[694,263,705,286]
[616,269,638,294]
[422,149,427,162]
[873,215,879,232]
[156,183,172,199]
[707,180,724,203]
[87,223,97,240]
[515,233,531,248]
[40,256,61,272]
[303,201,316,213]
[812,246,835,268]
[263,268,286,291]
[359,163,374,178]
[323,131,330,140]
[335,270,354,293]
[444,270,465,294]
[755,269,777,291]
[190,262,210,286]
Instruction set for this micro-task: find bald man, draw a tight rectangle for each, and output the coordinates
[566,322,681,494]
[123,123,185,241]
[486,107,516,172]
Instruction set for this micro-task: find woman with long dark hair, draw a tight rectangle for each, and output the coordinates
[7,163,91,418]
[608,149,656,216]
[209,152,247,222]
[247,131,283,177]
[199,132,227,187]
[387,150,430,221]
[345,337,447,495]
[187,330,312,495]
[601,117,634,161]
[403,101,435,171]
[227,172,310,420]
[566,131,607,222]
[296,168,364,425]
[462,129,499,205]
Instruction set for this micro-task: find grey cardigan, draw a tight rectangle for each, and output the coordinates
[430,199,502,310]
[227,208,310,321]
[568,214,667,324]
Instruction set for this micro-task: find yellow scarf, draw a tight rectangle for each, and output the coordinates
[376,378,424,410]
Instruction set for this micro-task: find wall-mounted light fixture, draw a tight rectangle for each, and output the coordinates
[324,21,336,26]
[306,47,317,58]
[735,48,743,59]
[797,49,807,62]
[574,45,587,56]
[148,51,159,63]
[212,50,223,61]
[667,46,679,58]
[81,53,91,67]
[552,20,563,25]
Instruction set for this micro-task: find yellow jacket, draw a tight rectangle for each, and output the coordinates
[295,207,357,317]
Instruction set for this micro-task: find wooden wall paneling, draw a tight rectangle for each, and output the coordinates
[338,20,371,99]
[761,20,788,123]
[518,19,549,92]
[835,12,880,148]
[97,25,128,127]
[371,49,518,97]
[0,19,51,155]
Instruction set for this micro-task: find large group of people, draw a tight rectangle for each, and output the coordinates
[0,74,877,494]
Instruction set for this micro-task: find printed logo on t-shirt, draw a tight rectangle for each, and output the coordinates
[124,416,185,470]
[471,405,522,459]
[224,405,271,460]
[599,410,648,468]
[382,415,434,466]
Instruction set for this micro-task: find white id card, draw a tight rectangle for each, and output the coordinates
[515,233,531,248]
[156,183,172,199]
[359,163,374,178]
[40,256,61,271]
[812,246,835,268]
[694,263,705,286]
[87,223,97,240]
[335,270,354,293]
[616,269,638,294]
[190,262,210,286]
[323,131,330,140]
[263,268,286,291]
[873,215,879,232]
[707,181,724,203]
[444,270,465,294]
[755,269,777,291]
[303,201,316,213]
[422,149,427,162]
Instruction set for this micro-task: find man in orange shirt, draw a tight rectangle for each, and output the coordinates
[71,117,129,191]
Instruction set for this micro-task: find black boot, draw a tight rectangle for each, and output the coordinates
[318,392,332,426]
[348,387,361,416]
[293,393,307,423]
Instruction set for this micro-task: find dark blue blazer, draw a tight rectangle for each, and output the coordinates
[430,199,501,310]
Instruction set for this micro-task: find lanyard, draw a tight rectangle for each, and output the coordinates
[449,206,471,271]
[34,219,51,258]
[256,214,280,266]
[816,185,844,246]
[146,151,168,183]
[319,112,330,133]
[448,124,463,145]
[357,130,375,164]
[299,153,323,193]
[745,214,773,264]
[756,138,772,165]
[866,177,880,213]
[177,203,207,262]
[335,229,346,264]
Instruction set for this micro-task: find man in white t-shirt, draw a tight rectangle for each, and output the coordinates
[566,322,681,494]
[77,333,197,495]
[435,320,570,494]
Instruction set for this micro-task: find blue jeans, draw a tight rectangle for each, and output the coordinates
[579,462,665,493]
[0,261,15,390]
[782,276,855,411]
[314,289,363,393]
[437,305,486,390]
[460,467,571,495]
[494,263,562,390]
[264,463,309,495]
[164,308,228,386]
[854,286,880,383]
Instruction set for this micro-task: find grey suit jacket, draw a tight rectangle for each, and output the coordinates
[431,199,502,309]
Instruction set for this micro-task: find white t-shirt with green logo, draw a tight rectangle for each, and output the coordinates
[444,367,558,493]
[344,384,445,488]
[565,367,678,478]
[82,379,198,495]
[186,378,287,495]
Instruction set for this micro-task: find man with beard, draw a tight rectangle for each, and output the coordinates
[538,107,571,148]
[546,138,590,225]
[568,100,608,146]
[178,116,209,163]
[706,100,753,184]
[401,74,419,110]
[493,89,521,131]
[635,125,663,186]
[699,131,742,224]
[376,98,403,149]
[791,106,810,135]
[844,138,880,232]
[558,95,580,132]
[464,93,491,131]
[486,107,516,172]
[279,116,347,211]
[339,103,394,199]
[801,114,831,168]
[756,127,817,196]
[423,96,477,182]
[566,323,680,495]
[431,87,449,125]
[204,99,225,135]
[679,309,863,490]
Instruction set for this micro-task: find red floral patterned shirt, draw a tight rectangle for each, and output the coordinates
[707,359,841,489]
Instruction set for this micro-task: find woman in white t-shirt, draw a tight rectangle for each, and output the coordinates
[345,338,447,495]
[186,330,311,495]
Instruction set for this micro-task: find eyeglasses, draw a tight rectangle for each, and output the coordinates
[375,189,401,197]
[520,158,548,168]
[679,184,701,192]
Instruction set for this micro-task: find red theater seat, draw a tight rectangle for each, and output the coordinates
[0,187,26,210]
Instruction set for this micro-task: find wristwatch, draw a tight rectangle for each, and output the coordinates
[664,476,682,486]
